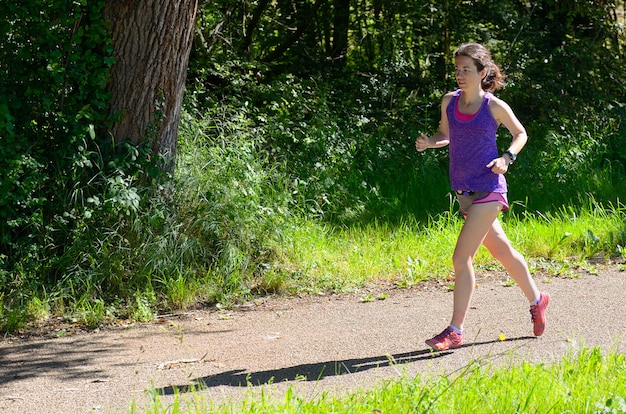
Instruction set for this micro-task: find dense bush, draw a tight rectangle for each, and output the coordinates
[0,2,109,324]
[1,3,108,252]
[0,2,175,329]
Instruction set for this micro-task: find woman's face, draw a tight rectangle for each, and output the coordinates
[454,55,485,90]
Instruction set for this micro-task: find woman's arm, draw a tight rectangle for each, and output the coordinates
[486,97,527,172]
[415,93,453,151]
[490,97,528,154]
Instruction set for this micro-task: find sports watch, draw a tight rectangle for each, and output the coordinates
[503,150,517,165]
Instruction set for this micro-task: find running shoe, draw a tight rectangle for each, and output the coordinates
[425,326,463,351]
[530,292,550,336]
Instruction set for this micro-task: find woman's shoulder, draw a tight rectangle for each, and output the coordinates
[487,94,513,112]
[441,90,459,105]
[487,94,519,124]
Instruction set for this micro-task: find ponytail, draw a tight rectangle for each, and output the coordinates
[482,62,506,92]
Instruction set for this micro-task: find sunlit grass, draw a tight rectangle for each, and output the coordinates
[275,215,461,293]
[508,200,626,261]
[269,198,626,294]
[132,347,626,413]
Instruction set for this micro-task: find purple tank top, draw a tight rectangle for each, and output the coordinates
[447,90,507,193]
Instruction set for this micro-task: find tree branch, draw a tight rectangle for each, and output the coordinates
[261,0,328,63]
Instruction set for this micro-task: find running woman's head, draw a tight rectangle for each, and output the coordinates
[454,43,506,92]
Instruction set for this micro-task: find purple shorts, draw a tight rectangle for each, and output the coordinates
[455,191,509,216]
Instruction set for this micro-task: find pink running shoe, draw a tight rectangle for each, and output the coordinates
[530,292,550,336]
[425,326,463,351]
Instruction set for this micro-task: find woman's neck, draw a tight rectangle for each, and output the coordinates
[459,89,485,106]
[457,89,485,114]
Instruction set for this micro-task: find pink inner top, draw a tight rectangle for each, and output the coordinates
[455,98,479,122]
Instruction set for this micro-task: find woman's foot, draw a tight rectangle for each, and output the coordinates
[425,326,463,351]
[530,292,550,336]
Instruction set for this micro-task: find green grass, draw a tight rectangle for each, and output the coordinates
[8,196,624,332]
[509,200,626,260]
[6,192,624,333]
[273,216,461,292]
[264,198,626,295]
[131,347,626,413]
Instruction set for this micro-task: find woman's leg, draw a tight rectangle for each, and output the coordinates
[449,202,502,330]
[482,218,540,303]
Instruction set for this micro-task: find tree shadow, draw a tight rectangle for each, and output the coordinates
[0,337,114,385]
[156,335,536,395]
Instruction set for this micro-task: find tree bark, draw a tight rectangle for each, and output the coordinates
[242,0,271,53]
[330,0,350,64]
[103,1,198,172]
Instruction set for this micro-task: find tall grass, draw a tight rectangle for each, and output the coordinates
[132,347,626,413]
[508,199,626,263]
[271,198,626,295]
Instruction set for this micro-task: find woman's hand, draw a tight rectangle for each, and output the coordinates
[486,157,509,174]
[415,133,431,152]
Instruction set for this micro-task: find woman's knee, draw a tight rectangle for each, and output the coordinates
[452,250,473,270]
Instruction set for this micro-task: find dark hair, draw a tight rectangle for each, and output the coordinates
[454,43,506,92]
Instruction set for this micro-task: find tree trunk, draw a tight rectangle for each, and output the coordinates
[330,0,350,64]
[242,0,271,53]
[103,1,198,172]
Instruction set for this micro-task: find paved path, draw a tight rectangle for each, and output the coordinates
[1,266,625,413]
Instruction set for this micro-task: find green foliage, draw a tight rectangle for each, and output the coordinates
[502,2,625,122]
[507,117,625,211]
[0,1,113,271]
[190,60,625,223]
[176,90,293,299]
[193,0,625,221]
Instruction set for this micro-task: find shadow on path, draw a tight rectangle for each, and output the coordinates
[157,336,536,395]
[0,337,115,385]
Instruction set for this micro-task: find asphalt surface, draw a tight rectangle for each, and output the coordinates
[1,265,625,413]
